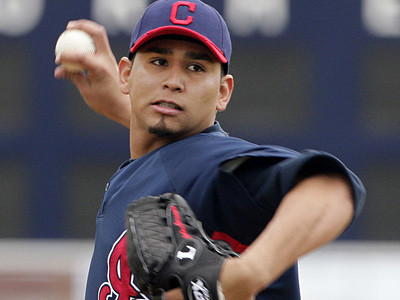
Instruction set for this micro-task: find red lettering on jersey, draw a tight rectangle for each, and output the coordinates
[98,231,145,300]
[211,231,248,253]
[98,283,112,300]
[170,1,196,25]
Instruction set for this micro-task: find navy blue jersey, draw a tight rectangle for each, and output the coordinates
[86,122,365,300]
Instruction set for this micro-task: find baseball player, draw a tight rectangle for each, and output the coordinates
[54,1,365,300]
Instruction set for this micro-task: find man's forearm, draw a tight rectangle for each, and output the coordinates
[220,174,354,298]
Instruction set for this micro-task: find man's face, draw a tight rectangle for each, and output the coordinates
[121,38,233,141]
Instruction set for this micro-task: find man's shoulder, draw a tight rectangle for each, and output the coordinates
[161,132,299,165]
[164,132,255,154]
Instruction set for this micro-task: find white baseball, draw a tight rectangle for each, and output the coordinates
[55,29,96,72]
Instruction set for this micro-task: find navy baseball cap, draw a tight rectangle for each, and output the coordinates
[128,0,231,69]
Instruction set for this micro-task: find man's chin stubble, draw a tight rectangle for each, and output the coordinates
[148,118,184,139]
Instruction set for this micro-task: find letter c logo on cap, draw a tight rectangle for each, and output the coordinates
[170,1,196,25]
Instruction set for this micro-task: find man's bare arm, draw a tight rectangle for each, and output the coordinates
[219,174,354,300]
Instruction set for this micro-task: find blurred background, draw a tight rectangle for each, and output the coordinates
[0,0,399,299]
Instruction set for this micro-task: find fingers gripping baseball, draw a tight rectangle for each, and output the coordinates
[54,20,130,126]
[125,193,239,300]
[55,20,115,74]
[55,29,96,73]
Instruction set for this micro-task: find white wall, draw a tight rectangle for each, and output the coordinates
[299,241,400,300]
[0,240,399,300]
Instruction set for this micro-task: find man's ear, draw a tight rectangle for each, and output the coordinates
[217,74,234,112]
[119,57,132,95]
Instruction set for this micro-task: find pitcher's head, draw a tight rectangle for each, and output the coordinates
[128,0,231,74]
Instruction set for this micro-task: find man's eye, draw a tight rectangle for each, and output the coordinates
[152,59,168,66]
[188,64,204,72]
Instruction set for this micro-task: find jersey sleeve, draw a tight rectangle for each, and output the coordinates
[220,150,365,224]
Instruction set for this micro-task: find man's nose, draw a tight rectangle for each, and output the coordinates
[163,65,184,92]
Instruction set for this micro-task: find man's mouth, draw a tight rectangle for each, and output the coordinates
[154,101,182,111]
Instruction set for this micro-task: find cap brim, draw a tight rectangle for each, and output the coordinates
[129,26,228,64]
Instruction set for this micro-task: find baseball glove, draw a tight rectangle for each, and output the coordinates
[125,193,239,300]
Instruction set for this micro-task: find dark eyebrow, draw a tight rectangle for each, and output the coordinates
[144,47,173,55]
[185,51,214,63]
[144,46,214,63]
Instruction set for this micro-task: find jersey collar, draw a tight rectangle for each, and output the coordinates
[202,121,229,137]
[121,122,228,168]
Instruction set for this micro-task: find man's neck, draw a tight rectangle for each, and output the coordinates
[129,132,171,159]
[129,122,220,159]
